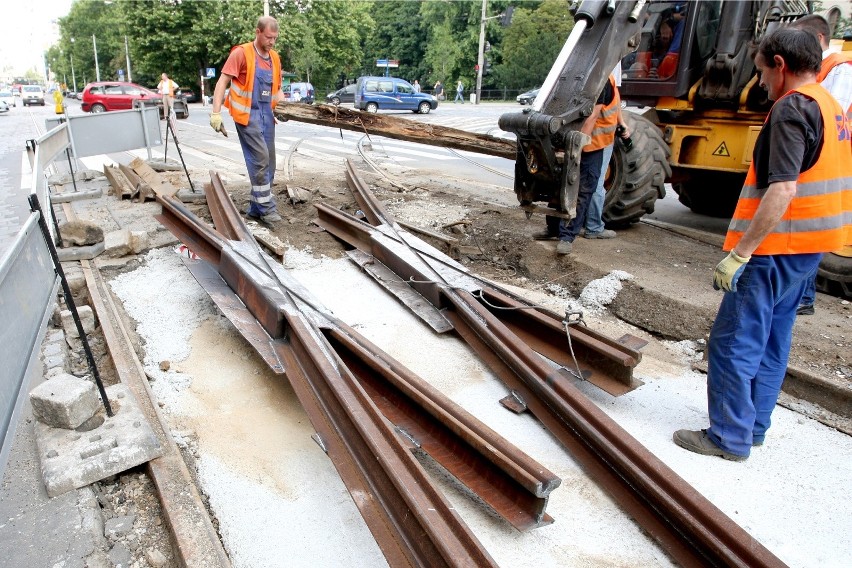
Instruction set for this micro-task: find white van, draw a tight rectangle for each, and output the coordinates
[21,85,45,106]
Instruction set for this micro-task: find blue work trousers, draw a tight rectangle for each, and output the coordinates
[236,105,277,217]
[799,261,820,307]
[546,149,604,241]
[706,253,820,457]
[585,143,614,235]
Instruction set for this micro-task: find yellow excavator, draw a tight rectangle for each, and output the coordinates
[499,0,850,297]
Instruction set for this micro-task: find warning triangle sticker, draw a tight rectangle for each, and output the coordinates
[712,142,730,157]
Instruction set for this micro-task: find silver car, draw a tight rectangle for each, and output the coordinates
[0,90,15,109]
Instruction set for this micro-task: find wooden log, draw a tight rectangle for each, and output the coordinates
[130,157,179,198]
[273,102,517,160]
[103,165,133,199]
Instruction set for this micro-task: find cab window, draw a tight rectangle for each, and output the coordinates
[397,83,413,94]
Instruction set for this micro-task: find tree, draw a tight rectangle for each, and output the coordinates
[495,0,573,89]
[363,1,428,83]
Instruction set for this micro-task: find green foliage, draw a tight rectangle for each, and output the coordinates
[50,0,575,97]
[495,0,574,89]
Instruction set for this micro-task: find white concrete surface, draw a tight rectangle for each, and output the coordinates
[109,246,852,568]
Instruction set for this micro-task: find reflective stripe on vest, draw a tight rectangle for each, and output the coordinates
[224,43,282,126]
[585,75,620,152]
[817,52,852,121]
[724,83,851,255]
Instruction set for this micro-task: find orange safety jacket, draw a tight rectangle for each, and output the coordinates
[817,51,852,120]
[584,75,620,152]
[724,83,851,255]
[224,42,282,126]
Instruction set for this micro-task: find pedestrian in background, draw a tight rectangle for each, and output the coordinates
[454,80,464,103]
[157,73,179,119]
[434,80,444,100]
[673,29,850,461]
[789,14,852,316]
[413,79,421,93]
[210,15,284,224]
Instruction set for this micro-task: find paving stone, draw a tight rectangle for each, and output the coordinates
[44,353,68,370]
[107,542,132,567]
[104,515,136,540]
[30,374,99,429]
[103,229,132,258]
[61,305,96,338]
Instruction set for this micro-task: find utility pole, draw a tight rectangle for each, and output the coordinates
[93,34,100,82]
[475,0,487,105]
[124,36,132,83]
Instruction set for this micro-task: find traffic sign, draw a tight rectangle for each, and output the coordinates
[375,59,399,68]
[205,67,216,78]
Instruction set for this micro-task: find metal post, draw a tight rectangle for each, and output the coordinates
[70,53,77,93]
[93,34,100,82]
[28,194,113,417]
[475,0,487,105]
[124,36,132,83]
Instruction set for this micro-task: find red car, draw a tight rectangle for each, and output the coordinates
[82,81,161,113]
[81,81,189,118]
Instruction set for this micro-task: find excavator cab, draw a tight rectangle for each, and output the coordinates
[620,1,723,104]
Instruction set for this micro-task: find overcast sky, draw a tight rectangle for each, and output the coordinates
[0,0,73,78]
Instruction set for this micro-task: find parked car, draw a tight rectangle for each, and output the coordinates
[21,85,45,106]
[0,90,16,108]
[282,82,314,104]
[0,100,9,114]
[82,81,188,118]
[516,88,539,105]
[354,76,437,114]
[325,84,356,105]
[178,88,198,103]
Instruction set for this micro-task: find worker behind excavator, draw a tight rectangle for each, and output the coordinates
[210,15,284,225]
[673,29,850,462]
[535,76,620,255]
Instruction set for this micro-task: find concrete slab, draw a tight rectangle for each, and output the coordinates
[34,384,163,498]
[57,240,105,262]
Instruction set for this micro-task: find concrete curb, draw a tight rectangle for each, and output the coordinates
[783,364,852,419]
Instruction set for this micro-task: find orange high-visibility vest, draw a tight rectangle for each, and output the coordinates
[224,42,282,126]
[724,83,851,255]
[584,75,620,152]
[817,51,852,120]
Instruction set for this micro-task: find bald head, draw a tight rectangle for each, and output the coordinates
[257,16,279,33]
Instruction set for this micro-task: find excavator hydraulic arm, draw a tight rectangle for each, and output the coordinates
[499,0,645,218]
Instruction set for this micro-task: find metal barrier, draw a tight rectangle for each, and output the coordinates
[1,107,162,475]
[0,213,59,474]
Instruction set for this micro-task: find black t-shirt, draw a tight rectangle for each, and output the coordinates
[597,81,614,107]
[751,92,824,189]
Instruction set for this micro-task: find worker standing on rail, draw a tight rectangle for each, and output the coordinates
[210,15,284,224]
[789,14,852,316]
[673,29,851,461]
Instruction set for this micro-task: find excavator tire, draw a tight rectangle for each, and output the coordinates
[603,112,671,227]
[673,171,744,218]
[816,251,852,299]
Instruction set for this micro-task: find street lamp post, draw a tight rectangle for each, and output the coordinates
[93,34,100,82]
[124,36,132,83]
[70,38,77,92]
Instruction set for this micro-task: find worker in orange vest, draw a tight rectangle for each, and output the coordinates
[673,29,850,461]
[210,16,284,224]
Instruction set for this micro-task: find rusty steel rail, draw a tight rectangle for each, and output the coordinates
[155,172,563,566]
[312,160,788,568]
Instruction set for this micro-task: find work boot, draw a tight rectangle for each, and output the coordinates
[556,240,573,255]
[796,304,815,316]
[672,429,747,462]
[261,212,283,223]
[532,229,558,241]
[583,229,617,239]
